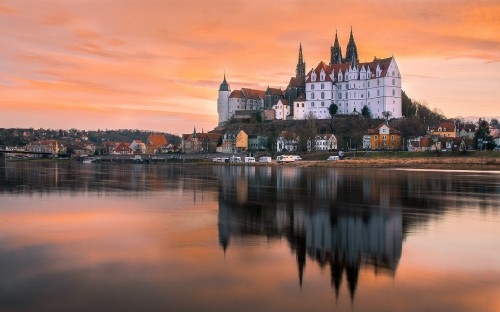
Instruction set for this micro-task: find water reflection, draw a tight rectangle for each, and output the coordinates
[0,162,499,311]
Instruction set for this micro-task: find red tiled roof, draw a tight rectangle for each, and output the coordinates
[267,87,283,96]
[368,123,401,134]
[277,99,289,106]
[182,133,222,143]
[295,93,306,101]
[431,120,456,132]
[114,142,132,152]
[148,134,167,146]
[288,76,305,88]
[306,61,333,83]
[229,90,244,98]
[241,88,266,100]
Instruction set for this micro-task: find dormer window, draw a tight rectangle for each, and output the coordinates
[320,75,324,81]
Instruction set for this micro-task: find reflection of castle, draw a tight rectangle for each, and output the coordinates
[216,166,403,300]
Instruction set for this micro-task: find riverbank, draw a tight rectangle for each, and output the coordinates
[206,157,500,171]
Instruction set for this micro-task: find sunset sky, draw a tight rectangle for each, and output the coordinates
[1,0,499,134]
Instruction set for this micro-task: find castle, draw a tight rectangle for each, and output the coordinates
[217,28,402,125]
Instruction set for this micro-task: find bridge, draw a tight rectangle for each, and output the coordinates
[0,148,54,166]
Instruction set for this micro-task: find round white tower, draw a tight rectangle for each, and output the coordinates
[217,73,231,125]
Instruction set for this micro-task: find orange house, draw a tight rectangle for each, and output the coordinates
[368,123,401,149]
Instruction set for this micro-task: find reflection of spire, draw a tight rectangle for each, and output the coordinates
[297,238,306,288]
[346,262,360,302]
[330,255,343,300]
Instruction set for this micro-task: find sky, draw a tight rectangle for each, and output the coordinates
[0,0,499,135]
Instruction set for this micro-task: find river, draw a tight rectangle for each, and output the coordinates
[0,162,499,311]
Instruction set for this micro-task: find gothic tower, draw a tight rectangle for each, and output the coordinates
[217,73,231,125]
[295,43,306,78]
[330,30,343,65]
[345,26,359,64]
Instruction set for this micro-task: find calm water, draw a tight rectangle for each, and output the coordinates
[0,162,499,312]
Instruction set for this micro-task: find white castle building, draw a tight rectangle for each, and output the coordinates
[217,28,402,124]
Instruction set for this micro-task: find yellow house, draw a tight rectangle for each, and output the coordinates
[368,123,401,149]
[235,130,248,151]
[430,120,456,138]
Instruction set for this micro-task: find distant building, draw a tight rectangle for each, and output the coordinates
[272,99,290,120]
[113,142,133,155]
[276,131,299,152]
[308,134,337,151]
[130,140,146,153]
[248,134,268,151]
[26,140,59,155]
[218,130,248,153]
[367,123,401,149]
[457,124,476,140]
[181,129,222,154]
[430,120,457,138]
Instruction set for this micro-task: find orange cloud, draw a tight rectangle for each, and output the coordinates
[1,0,499,133]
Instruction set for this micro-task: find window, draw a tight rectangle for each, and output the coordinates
[392,89,395,96]
[321,83,324,89]
[377,80,380,86]
[392,79,395,86]
[374,135,378,140]
[321,102,324,106]
[311,84,315,90]
[339,85,342,90]
[377,89,380,96]
[296,103,299,108]
[312,102,315,107]
[368,81,370,87]
[338,93,342,99]
[383,135,387,140]
[361,94,364,98]
[302,103,304,107]
[312,93,315,99]
[391,135,394,140]
[368,91,370,97]
[321,92,324,99]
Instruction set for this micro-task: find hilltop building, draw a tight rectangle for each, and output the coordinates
[217,28,402,124]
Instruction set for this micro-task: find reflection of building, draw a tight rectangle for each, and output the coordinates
[216,166,404,301]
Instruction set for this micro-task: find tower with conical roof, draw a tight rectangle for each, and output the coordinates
[330,30,343,65]
[296,43,306,78]
[217,73,231,125]
[345,26,359,64]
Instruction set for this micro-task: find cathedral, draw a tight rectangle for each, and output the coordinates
[217,28,402,125]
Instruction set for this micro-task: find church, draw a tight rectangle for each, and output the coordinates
[217,28,402,125]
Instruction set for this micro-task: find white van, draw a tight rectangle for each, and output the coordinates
[259,156,272,163]
[229,156,242,163]
[276,155,296,163]
[244,157,255,163]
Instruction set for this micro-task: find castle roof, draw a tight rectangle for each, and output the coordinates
[288,76,305,88]
[307,56,395,81]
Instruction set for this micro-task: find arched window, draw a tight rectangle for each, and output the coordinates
[311,84,315,90]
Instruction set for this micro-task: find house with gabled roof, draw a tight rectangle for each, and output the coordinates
[368,123,401,149]
[430,120,457,138]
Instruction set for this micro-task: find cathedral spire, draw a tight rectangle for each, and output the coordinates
[345,26,358,64]
[295,43,306,78]
[330,29,343,65]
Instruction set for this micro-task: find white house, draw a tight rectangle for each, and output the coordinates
[293,93,307,120]
[130,140,146,153]
[273,99,290,120]
[276,131,299,152]
[308,134,337,151]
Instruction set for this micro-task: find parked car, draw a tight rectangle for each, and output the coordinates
[327,156,339,161]
[292,155,302,160]
[259,156,272,163]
